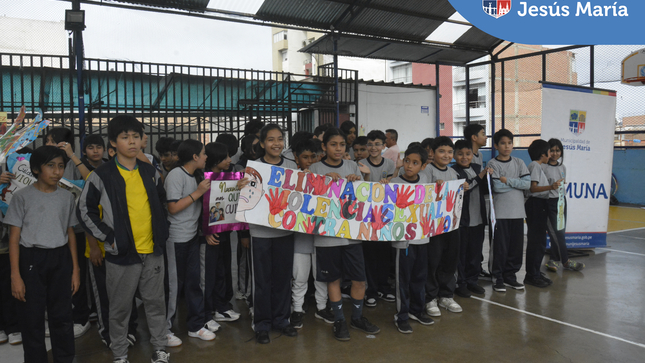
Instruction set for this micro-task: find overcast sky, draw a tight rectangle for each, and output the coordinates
[2,0,272,70]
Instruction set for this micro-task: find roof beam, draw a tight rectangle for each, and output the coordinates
[325,0,471,26]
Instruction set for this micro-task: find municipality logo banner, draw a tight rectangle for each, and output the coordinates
[569,110,587,136]
[449,0,643,44]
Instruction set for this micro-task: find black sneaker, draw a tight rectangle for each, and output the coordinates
[290,311,304,329]
[467,283,485,295]
[408,312,434,326]
[350,316,380,334]
[540,272,553,285]
[280,325,298,337]
[504,280,525,290]
[333,320,350,341]
[455,285,471,298]
[151,350,170,363]
[255,330,270,344]
[127,332,136,347]
[493,280,506,292]
[377,291,396,303]
[315,307,334,324]
[479,269,493,281]
[524,276,549,288]
[395,319,413,334]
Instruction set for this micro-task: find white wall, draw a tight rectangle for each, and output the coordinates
[0,16,67,56]
[357,83,436,152]
[338,57,388,81]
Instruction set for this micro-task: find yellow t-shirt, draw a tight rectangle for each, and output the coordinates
[117,160,154,254]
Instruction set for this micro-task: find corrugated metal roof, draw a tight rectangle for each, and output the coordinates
[301,34,490,66]
[110,0,211,12]
[256,0,457,42]
[256,0,503,64]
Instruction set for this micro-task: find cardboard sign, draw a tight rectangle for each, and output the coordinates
[202,171,248,235]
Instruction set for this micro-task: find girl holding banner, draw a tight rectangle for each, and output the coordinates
[244,124,298,344]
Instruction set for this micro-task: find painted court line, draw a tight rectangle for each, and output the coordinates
[596,248,645,257]
[608,226,645,234]
[471,296,645,349]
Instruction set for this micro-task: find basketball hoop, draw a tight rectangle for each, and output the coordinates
[621,48,645,86]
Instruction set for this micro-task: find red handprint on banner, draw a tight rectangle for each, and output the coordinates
[371,205,386,231]
[307,173,331,195]
[395,185,414,209]
[420,212,432,236]
[446,190,456,212]
[265,188,288,215]
[302,217,327,235]
[339,196,358,218]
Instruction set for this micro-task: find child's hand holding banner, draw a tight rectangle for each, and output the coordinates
[235,160,465,242]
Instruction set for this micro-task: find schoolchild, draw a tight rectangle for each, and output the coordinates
[165,139,215,345]
[452,140,490,297]
[46,128,92,337]
[421,138,435,165]
[6,145,80,363]
[340,121,357,159]
[389,145,435,334]
[0,188,21,345]
[424,137,467,317]
[202,141,242,334]
[352,136,368,162]
[77,115,170,363]
[487,129,531,293]
[464,123,491,279]
[362,130,397,307]
[155,137,177,179]
[309,127,379,341]
[542,139,585,272]
[282,131,314,162]
[212,135,244,320]
[524,140,561,288]
[243,124,298,344]
[290,139,333,328]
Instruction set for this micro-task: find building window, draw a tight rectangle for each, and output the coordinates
[392,63,412,83]
[273,31,287,43]
[440,122,445,130]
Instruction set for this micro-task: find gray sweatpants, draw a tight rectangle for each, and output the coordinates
[106,254,166,359]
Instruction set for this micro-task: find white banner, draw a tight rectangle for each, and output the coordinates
[541,83,616,248]
[235,160,465,242]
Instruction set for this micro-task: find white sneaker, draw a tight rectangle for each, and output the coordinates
[425,298,441,317]
[8,332,22,345]
[214,310,240,322]
[438,297,463,313]
[205,319,220,332]
[0,330,7,344]
[74,322,91,338]
[166,333,182,347]
[188,327,215,341]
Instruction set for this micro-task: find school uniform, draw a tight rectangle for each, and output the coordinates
[424,164,461,300]
[310,159,366,284]
[77,158,169,360]
[452,163,487,288]
[541,162,569,262]
[5,185,77,363]
[488,156,531,285]
[250,156,297,333]
[165,167,206,333]
[363,157,396,301]
[525,161,551,280]
[390,174,430,323]
[292,233,328,313]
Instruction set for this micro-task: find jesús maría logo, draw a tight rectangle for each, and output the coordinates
[483,0,512,18]
[569,110,587,136]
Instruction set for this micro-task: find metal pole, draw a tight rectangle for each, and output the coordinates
[435,64,440,137]
[491,61,496,158]
[333,32,339,128]
[465,66,470,126]
[72,0,86,149]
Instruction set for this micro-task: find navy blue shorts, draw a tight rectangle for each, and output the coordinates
[315,244,366,282]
